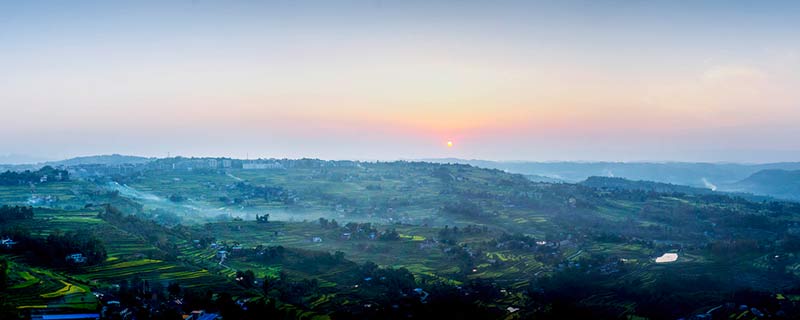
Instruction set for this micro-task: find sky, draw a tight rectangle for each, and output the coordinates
[1,0,799,163]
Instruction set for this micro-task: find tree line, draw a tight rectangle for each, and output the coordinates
[0,228,107,267]
[0,205,34,222]
[0,166,69,186]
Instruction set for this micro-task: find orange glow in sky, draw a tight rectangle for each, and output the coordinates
[1,1,800,162]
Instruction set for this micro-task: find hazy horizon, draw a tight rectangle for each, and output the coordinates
[3,152,800,166]
[2,1,799,163]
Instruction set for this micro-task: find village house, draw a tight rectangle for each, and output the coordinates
[418,239,437,250]
[65,253,87,264]
[413,288,430,303]
[1,237,17,249]
[216,250,228,259]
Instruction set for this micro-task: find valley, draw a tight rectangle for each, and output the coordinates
[2,157,800,319]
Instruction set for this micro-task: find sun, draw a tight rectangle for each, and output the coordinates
[447,141,453,148]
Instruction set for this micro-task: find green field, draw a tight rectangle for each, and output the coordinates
[3,160,800,318]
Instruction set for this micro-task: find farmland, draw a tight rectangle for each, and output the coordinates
[2,158,800,319]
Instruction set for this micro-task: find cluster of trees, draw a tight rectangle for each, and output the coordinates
[0,166,69,185]
[259,259,420,312]
[0,205,34,222]
[239,245,349,278]
[489,232,539,250]
[234,182,290,203]
[343,222,378,238]
[523,258,800,319]
[104,264,617,320]
[356,261,416,294]
[167,194,186,202]
[108,276,296,320]
[1,228,106,267]
[318,217,340,229]
[235,270,257,288]
[263,272,322,306]
[439,224,489,238]
[379,228,400,241]
[441,200,483,217]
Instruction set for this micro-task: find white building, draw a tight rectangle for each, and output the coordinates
[1,237,17,249]
[243,162,284,170]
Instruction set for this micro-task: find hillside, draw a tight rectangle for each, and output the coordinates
[3,158,800,319]
[45,154,153,166]
[581,176,716,194]
[427,158,800,201]
[730,169,800,201]
[580,176,776,202]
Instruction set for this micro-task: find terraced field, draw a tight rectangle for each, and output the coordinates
[1,207,243,314]
[0,181,92,208]
[3,260,97,311]
[79,258,231,289]
[3,160,800,318]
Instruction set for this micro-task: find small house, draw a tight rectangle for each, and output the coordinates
[413,288,430,303]
[1,237,17,249]
[66,253,87,264]
[312,237,323,243]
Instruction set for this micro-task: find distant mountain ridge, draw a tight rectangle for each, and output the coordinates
[580,176,716,195]
[425,158,800,183]
[729,169,800,201]
[579,176,776,202]
[44,154,153,166]
[424,158,800,202]
[0,154,153,171]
